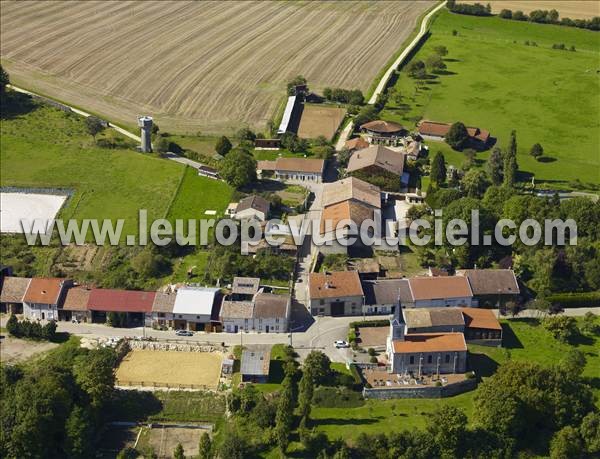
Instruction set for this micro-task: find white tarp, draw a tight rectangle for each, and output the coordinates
[1,192,67,234]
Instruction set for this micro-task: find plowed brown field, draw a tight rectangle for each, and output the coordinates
[0,1,433,134]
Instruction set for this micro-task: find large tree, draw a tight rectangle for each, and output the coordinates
[219,149,257,188]
[275,375,295,453]
[215,136,232,156]
[65,406,95,459]
[0,64,9,95]
[303,351,332,386]
[486,147,504,185]
[426,406,468,458]
[72,348,116,408]
[503,130,518,187]
[530,143,544,160]
[429,152,446,186]
[85,116,105,141]
[425,54,447,73]
[461,169,488,198]
[445,122,469,150]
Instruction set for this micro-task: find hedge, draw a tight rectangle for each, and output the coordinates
[350,319,390,329]
[547,291,600,308]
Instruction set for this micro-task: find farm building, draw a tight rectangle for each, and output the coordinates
[403,308,466,334]
[460,307,503,346]
[457,269,520,307]
[241,349,271,383]
[362,279,411,315]
[198,165,219,179]
[150,291,177,329]
[23,277,71,321]
[322,177,381,208]
[277,96,301,135]
[418,121,490,147]
[231,277,261,301]
[387,307,468,376]
[402,277,474,308]
[360,120,406,145]
[87,288,155,326]
[60,286,92,322]
[346,145,407,190]
[344,137,370,152]
[172,287,221,331]
[0,276,31,314]
[233,195,270,222]
[257,157,325,183]
[308,271,364,316]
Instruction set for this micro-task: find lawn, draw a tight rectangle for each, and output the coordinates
[380,9,600,188]
[166,166,233,222]
[0,101,184,237]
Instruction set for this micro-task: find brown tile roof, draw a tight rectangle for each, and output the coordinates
[309,271,363,299]
[62,286,91,311]
[344,137,370,151]
[236,195,270,215]
[461,307,502,331]
[418,121,490,142]
[274,157,325,174]
[322,177,381,209]
[407,276,473,301]
[232,277,261,295]
[459,269,520,295]
[392,332,467,353]
[404,308,465,329]
[220,300,254,319]
[320,200,374,235]
[88,289,155,313]
[23,278,67,305]
[347,144,405,176]
[360,120,404,134]
[0,276,31,303]
[253,293,289,319]
[152,292,176,313]
[257,160,277,171]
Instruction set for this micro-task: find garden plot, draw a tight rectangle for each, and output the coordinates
[0,192,67,233]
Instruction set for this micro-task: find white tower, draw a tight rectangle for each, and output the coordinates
[138,116,153,152]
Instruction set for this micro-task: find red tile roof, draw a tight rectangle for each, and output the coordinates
[461,307,502,331]
[360,120,404,134]
[23,278,66,305]
[392,333,467,353]
[408,276,472,301]
[309,271,363,299]
[418,121,490,143]
[88,288,156,313]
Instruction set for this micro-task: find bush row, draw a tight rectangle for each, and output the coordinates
[5,314,57,341]
[349,319,390,328]
[547,292,600,308]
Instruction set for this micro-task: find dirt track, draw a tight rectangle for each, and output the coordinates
[0,1,433,134]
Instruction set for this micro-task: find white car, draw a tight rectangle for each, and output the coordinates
[176,329,194,337]
[334,340,349,348]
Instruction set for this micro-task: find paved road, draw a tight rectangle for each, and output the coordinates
[367,1,446,105]
[163,152,205,170]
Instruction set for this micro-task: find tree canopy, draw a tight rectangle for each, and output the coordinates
[218,149,256,188]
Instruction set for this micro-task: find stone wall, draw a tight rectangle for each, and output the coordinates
[128,340,220,353]
[362,377,477,399]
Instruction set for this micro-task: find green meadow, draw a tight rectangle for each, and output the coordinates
[381,10,600,187]
[0,102,184,236]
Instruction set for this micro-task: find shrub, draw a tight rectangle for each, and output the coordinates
[546,291,600,308]
[349,319,389,328]
[543,316,578,343]
[369,356,378,364]
[368,348,376,357]
[312,386,364,408]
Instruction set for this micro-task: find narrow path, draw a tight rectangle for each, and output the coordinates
[335,119,354,151]
[367,1,447,105]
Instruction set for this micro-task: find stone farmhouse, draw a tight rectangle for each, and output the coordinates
[346,144,407,190]
[23,277,71,321]
[307,270,364,316]
[232,195,270,222]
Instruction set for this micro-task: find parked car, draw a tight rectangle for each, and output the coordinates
[175,329,194,337]
[334,340,349,348]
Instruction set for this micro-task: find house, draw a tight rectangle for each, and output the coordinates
[360,120,406,145]
[257,157,325,183]
[308,271,364,316]
[403,308,466,334]
[322,177,381,209]
[253,293,290,333]
[344,137,370,152]
[231,277,261,301]
[220,300,254,333]
[387,306,468,375]
[241,349,271,383]
[346,144,406,190]
[61,286,92,322]
[418,121,490,146]
[87,288,155,326]
[461,307,502,346]
[403,276,474,308]
[23,277,70,321]
[151,291,177,329]
[0,276,31,314]
[458,269,520,307]
[172,287,220,331]
[362,279,412,315]
[254,138,281,150]
[233,195,270,222]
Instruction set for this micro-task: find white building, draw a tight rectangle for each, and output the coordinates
[23,277,70,321]
[172,287,220,331]
[220,291,290,333]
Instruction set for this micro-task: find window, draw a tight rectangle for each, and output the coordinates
[178,315,183,319]
[158,313,165,318]
[276,318,280,323]
[320,299,325,305]
[445,354,450,363]
[427,355,432,364]
[409,356,414,365]
[196,316,200,319]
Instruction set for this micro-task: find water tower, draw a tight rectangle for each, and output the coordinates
[138,116,153,152]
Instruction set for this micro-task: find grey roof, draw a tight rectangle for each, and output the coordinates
[363,279,411,306]
[0,276,32,303]
[236,195,269,215]
[253,293,289,319]
[459,269,520,295]
[152,292,176,313]
[241,350,271,376]
[220,300,254,319]
[403,308,465,329]
[232,277,260,295]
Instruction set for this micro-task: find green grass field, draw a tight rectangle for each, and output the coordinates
[1,103,184,236]
[381,10,600,188]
